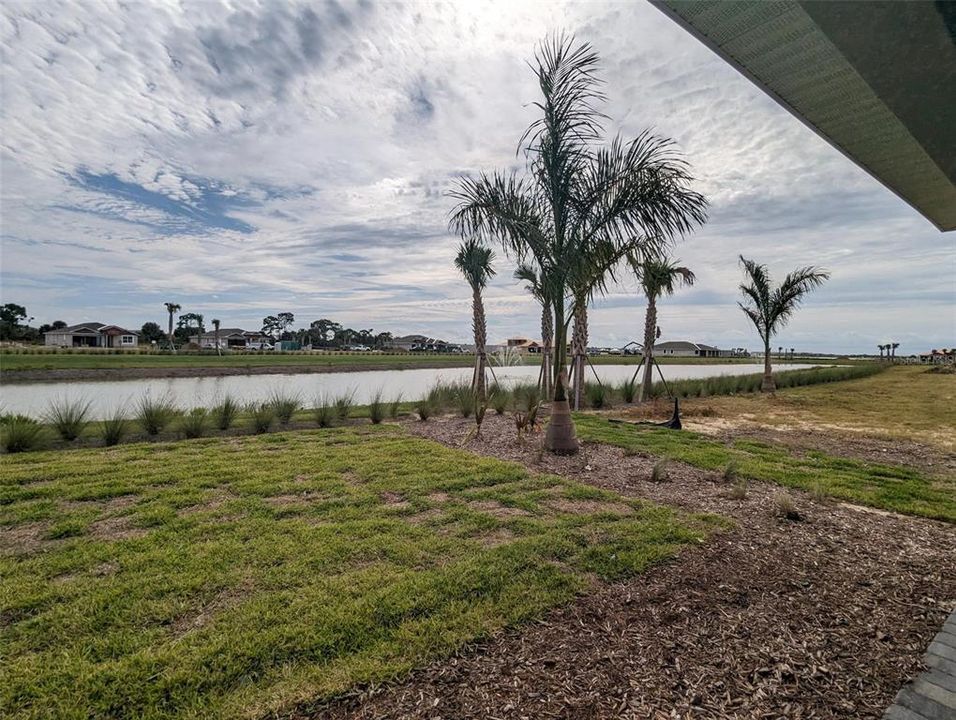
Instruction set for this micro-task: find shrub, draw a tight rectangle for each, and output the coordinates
[585,382,609,409]
[415,398,434,421]
[773,492,802,521]
[368,391,386,424]
[46,397,93,441]
[454,384,475,418]
[136,395,177,436]
[269,390,301,425]
[722,460,739,483]
[180,408,208,438]
[334,391,354,421]
[619,377,637,403]
[650,459,670,483]
[100,410,127,446]
[512,382,539,413]
[727,478,749,500]
[312,397,336,428]
[211,395,239,431]
[1,416,45,453]
[490,383,509,415]
[248,403,274,434]
[389,394,403,419]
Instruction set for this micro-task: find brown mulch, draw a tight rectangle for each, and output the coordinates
[301,413,956,720]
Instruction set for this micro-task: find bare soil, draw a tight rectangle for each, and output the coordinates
[303,413,956,720]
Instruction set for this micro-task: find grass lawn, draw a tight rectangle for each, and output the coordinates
[0,426,721,719]
[679,365,956,450]
[574,416,956,522]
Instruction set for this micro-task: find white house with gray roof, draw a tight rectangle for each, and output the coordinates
[44,322,140,348]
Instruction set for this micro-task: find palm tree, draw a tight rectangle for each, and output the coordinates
[454,238,496,404]
[891,342,899,361]
[515,262,552,400]
[738,256,829,392]
[212,318,221,356]
[450,35,707,452]
[628,257,696,402]
[878,344,885,360]
[163,302,181,352]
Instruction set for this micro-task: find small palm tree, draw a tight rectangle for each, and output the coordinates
[515,263,553,400]
[163,302,181,352]
[628,256,696,401]
[454,238,496,404]
[212,318,221,356]
[738,256,829,392]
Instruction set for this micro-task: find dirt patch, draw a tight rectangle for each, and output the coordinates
[466,500,530,519]
[406,508,444,525]
[299,413,956,720]
[59,495,139,513]
[178,491,234,516]
[381,492,410,509]
[0,521,54,555]
[547,498,633,516]
[473,528,515,548]
[170,578,254,637]
[264,492,324,508]
[427,492,450,503]
[88,516,148,541]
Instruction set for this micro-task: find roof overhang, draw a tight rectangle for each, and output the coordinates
[651,1,956,231]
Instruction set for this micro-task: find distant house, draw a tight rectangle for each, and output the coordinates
[188,329,270,350]
[44,322,139,348]
[918,348,954,364]
[653,341,733,358]
[505,337,543,353]
[389,334,459,352]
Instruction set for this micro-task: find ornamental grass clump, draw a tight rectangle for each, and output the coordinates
[46,397,92,441]
[269,390,301,425]
[585,382,609,409]
[619,377,637,403]
[415,397,435,421]
[334,391,355,422]
[368,391,386,424]
[211,395,239,431]
[388,394,403,419]
[1,415,45,453]
[136,395,177,436]
[248,402,274,434]
[453,383,475,418]
[490,383,509,415]
[100,410,128,447]
[312,396,336,428]
[180,408,208,439]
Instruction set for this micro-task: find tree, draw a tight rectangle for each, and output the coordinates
[891,342,899,361]
[738,256,829,392]
[262,312,294,341]
[163,302,181,351]
[628,256,696,401]
[878,344,884,360]
[212,318,221,355]
[454,238,496,403]
[450,35,707,452]
[309,319,341,347]
[140,322,164,344]
[176,312,204,346]
[514,262,553,400]
[0,303,32,341]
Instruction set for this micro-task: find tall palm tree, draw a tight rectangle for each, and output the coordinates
[450,35,706,452]
[628,256,696,402]
[514,263,552,400]
[891,342,899,361]
[738,256,829,392]
[878,344,885,360]
[454,238,496,403]
[212,318,221,356]
[163,302,181,352]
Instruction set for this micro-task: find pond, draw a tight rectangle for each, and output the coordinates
[0,363,818,420]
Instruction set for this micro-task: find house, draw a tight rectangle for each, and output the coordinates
[389,334,459,352]
[44,322,139,348]
[653,341,733,358]
[188,328,270,350]
[918,349,955,364]
[505,337,543,353]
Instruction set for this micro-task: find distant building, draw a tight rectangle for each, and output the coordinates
[389,334,460,352]
[918,348,954,364]
[44,322,139,348]
[505,337,543,353]
[653,341,734,358]
[188,329,270,350]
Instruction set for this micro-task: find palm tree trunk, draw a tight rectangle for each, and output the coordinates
[540,300,553,400]
[167,312,175,353]
[638,295,657,402]
[472,288,487,402]
[762,337,776,392]
[571,300,588,411]
[546,295,579,455]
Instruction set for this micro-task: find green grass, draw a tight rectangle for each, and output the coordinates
[574,416,956,522]
[0,427,721,719]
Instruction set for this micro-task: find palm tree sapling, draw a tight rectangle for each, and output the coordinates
[454,238,496,404]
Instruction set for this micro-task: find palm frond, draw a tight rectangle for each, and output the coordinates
[454,238,496,291]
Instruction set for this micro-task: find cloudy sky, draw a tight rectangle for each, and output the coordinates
[2,0,952,353]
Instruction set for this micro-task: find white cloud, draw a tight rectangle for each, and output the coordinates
[1,0,952,353]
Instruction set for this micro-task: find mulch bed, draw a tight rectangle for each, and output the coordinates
[302,413,955,720]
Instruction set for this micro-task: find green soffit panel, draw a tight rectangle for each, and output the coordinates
[653,0,956,231]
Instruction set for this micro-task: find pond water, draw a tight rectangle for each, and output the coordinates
[0,363,819,420]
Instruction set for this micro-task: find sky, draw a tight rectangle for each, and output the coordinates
[1,0,953,354]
